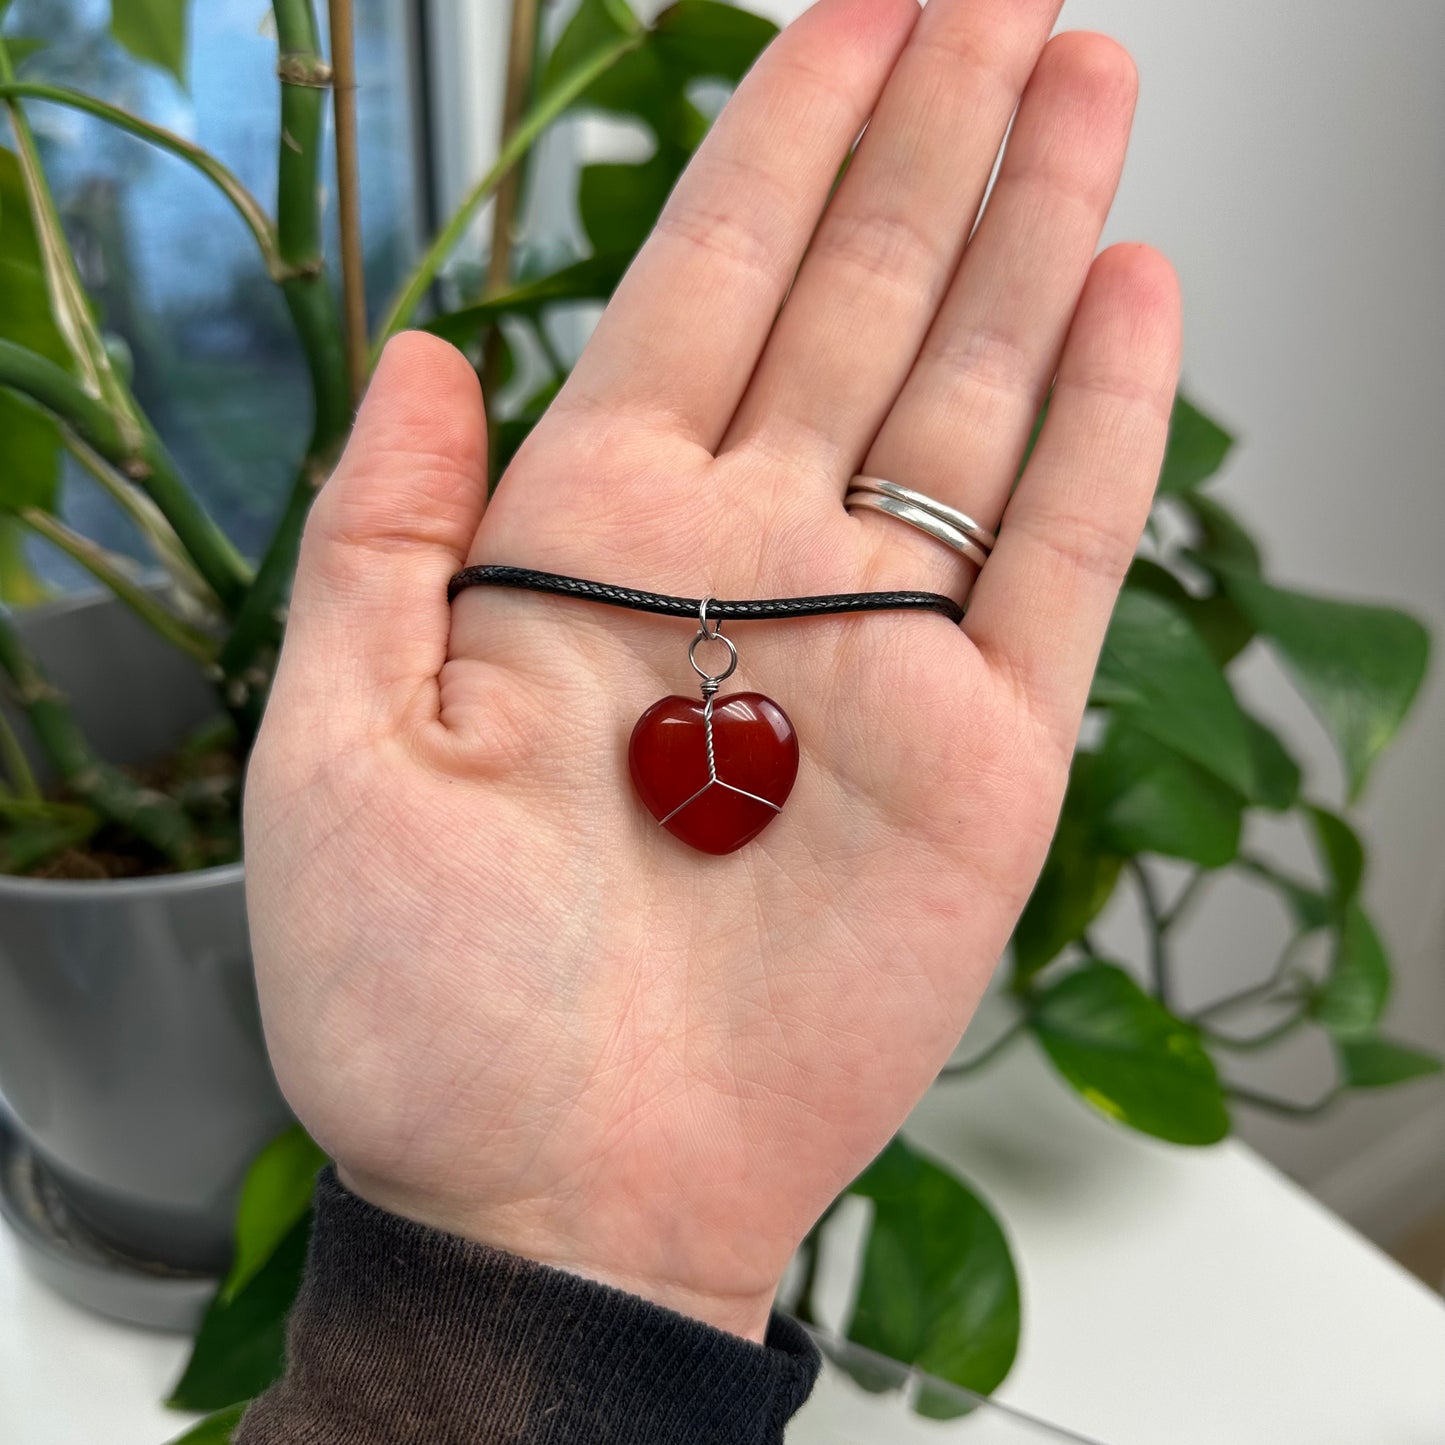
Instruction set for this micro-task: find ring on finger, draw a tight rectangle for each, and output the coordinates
[844,477,994,568]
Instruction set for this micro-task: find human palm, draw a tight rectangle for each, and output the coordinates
[246,0,1180,1341]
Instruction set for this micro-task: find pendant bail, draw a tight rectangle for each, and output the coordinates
[688,597,738,694]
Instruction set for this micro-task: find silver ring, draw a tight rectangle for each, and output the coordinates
[847,476,996,552]
[844,491,991,569]
[698,595,724,639]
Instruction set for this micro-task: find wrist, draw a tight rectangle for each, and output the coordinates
[335,1164,779,1343]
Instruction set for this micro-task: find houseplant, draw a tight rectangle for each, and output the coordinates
[0,0,1437,1429]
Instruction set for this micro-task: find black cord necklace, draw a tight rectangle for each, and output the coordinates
[447,564,964,624]
[447,565,962,856]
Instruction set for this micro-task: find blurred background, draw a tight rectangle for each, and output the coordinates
[5,0,1442,1270]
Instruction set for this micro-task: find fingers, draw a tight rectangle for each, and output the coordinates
[554,0,919,450]
[269,332,488,737]
[964,245,1181,747]
[723,0,1063,481]
[856,32,1137,595]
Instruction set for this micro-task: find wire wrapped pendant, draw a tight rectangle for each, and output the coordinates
[628,602,799,854]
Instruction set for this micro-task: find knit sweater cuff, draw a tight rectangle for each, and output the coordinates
[235,1167,819,1445]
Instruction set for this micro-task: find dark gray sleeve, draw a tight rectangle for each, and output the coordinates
[236,1168,820,1445]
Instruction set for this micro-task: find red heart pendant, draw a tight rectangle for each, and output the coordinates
[629,692,799,854]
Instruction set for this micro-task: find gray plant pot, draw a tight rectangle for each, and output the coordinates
[0,590,291,1327]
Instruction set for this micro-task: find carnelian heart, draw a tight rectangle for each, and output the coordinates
[628,692,799,855]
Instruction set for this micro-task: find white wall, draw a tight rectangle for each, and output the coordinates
[1044,0,1445,1236]
[778,0,1445,1232]
[448,0,1445,1233]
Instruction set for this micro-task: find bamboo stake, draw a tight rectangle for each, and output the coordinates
[327,0,367,402]
[482,0,541,393]
[373,27,644,354]
[487,0,540,297]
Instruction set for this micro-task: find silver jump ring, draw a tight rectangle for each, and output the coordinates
[844,491,992,569]
[848,476,996,552]
[689,628,739,684]
[698,595,725,639]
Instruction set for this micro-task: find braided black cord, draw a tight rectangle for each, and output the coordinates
[447,565,964,625]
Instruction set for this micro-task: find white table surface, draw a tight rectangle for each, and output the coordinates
[4,1044,1442,1445]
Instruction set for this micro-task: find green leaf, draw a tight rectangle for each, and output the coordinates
[1218,569,1429,799]
[847,1138,1020,1408]
[1179,492,1262,573]
[4,38,47,68]
[1124,556,1254,667]
[0,391,63,510]
[1336,1035,1443,1089]
[578,154,677,255]
[1305,804,1363,908]
[537,0,775,299]
[1123,556,1193,611]
[1030,962,1231,1144]
[220,1126,324,1304]
[1094,722,1243,868]
[163,1403,248,1444]
[110,0,189,84]
[425,252,629,347]
[542,0,653,119]
[1311,901,1389,1036]
[1012,756,1122,980]
[0,146,71,511]
[1157,394,1234,493]
[652,1,779,82]
[1241,713,1301,811]
[169,1216,308,1410]
[1092,590,1254,794]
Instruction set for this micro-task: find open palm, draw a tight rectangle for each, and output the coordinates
[245,0,1180,1341]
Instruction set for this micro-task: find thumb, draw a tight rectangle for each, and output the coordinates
[269,331,488,739]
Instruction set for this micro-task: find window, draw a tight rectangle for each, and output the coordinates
[5,0,426,567]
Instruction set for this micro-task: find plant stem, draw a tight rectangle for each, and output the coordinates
[17,508,216,664]
[372,30,645,354]
[0,708,40,800]
[215,455,326,729]
[272,0,350,442]
[326,0,367,402]
[1129,859,1171,1009]
[0,82,287,279]
[1159,868,1208,933]
[61,434,216,613]
[218,0,352,728]
[0,342,250,611]
[0,610,200,865]
[937,1016,1028,1078]
[1227,1084,1341,1118]
[1191,931,1314,1024]
[1202,1005,1310,1052]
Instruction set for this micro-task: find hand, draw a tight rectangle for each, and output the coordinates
[245,0,1179,1343]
